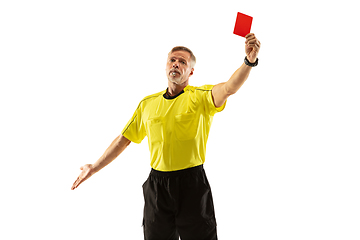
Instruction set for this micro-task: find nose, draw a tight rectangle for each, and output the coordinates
[172,61,179,68]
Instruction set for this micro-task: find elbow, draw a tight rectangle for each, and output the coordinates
[224,83,237,96]
[120,134,131,146]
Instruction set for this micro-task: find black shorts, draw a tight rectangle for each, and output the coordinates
[142,165,218,240]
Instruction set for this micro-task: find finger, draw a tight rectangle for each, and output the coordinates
[246,37,260,43]
[71,173,83,190]
[247,37,258,42]
[72,171,92,190]
[246,39,257,45]
[246,43,257,49]
[245,34,255,39]
[245,33,255,38]
[72,175,85,190]
[75,177,87,189]
[247,42,261,48]
[245,36,256,43]
[246,40,261,48]
[245,36,256,44]
[71,178,79,190]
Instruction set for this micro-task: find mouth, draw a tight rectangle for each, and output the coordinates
[170,69,180,76]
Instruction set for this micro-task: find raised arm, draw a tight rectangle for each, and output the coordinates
[212,33,261,108]
[71,134,131,190]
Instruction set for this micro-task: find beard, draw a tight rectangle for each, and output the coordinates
[168,69,184,85]
[169,75,182,84]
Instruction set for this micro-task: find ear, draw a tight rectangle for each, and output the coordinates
[189,68,194,76]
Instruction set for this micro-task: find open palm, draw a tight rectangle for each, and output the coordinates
[71,164,95,190]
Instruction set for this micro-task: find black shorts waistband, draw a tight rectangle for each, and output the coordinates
[150,164,204,177]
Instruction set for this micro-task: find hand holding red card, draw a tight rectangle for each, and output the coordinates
[233,12,253,38]
[233,12,260,63]
[245,33,261,63]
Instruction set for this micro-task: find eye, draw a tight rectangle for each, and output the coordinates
[181,61,186,65]
[170,59,175,62]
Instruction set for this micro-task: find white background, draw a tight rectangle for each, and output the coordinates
[1,0,359,239]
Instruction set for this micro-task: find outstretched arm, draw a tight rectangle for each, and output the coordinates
[71,134,131,190]
[212,33,261,108]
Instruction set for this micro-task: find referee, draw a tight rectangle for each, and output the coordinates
[72,33,261,240]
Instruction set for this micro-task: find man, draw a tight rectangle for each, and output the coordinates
[72,33,261,240]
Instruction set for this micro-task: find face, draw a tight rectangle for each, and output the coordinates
[166,50,194,85]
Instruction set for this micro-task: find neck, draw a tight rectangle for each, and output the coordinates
[167,80,188,96]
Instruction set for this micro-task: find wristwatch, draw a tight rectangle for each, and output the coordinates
[244,56,258,67]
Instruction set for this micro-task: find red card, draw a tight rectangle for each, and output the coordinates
[233,12,253,37]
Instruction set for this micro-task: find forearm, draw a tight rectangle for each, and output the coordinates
[224,62,252,95]
[92,134,131,172]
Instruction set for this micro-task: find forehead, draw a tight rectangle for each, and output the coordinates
[168,50,191,60]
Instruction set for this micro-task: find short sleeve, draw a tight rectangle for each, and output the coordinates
[201,85,226,116]
[121,104,146,144]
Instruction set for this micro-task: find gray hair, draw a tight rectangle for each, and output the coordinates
[168,46,196,68]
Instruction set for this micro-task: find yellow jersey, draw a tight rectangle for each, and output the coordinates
[122,85,226,171]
